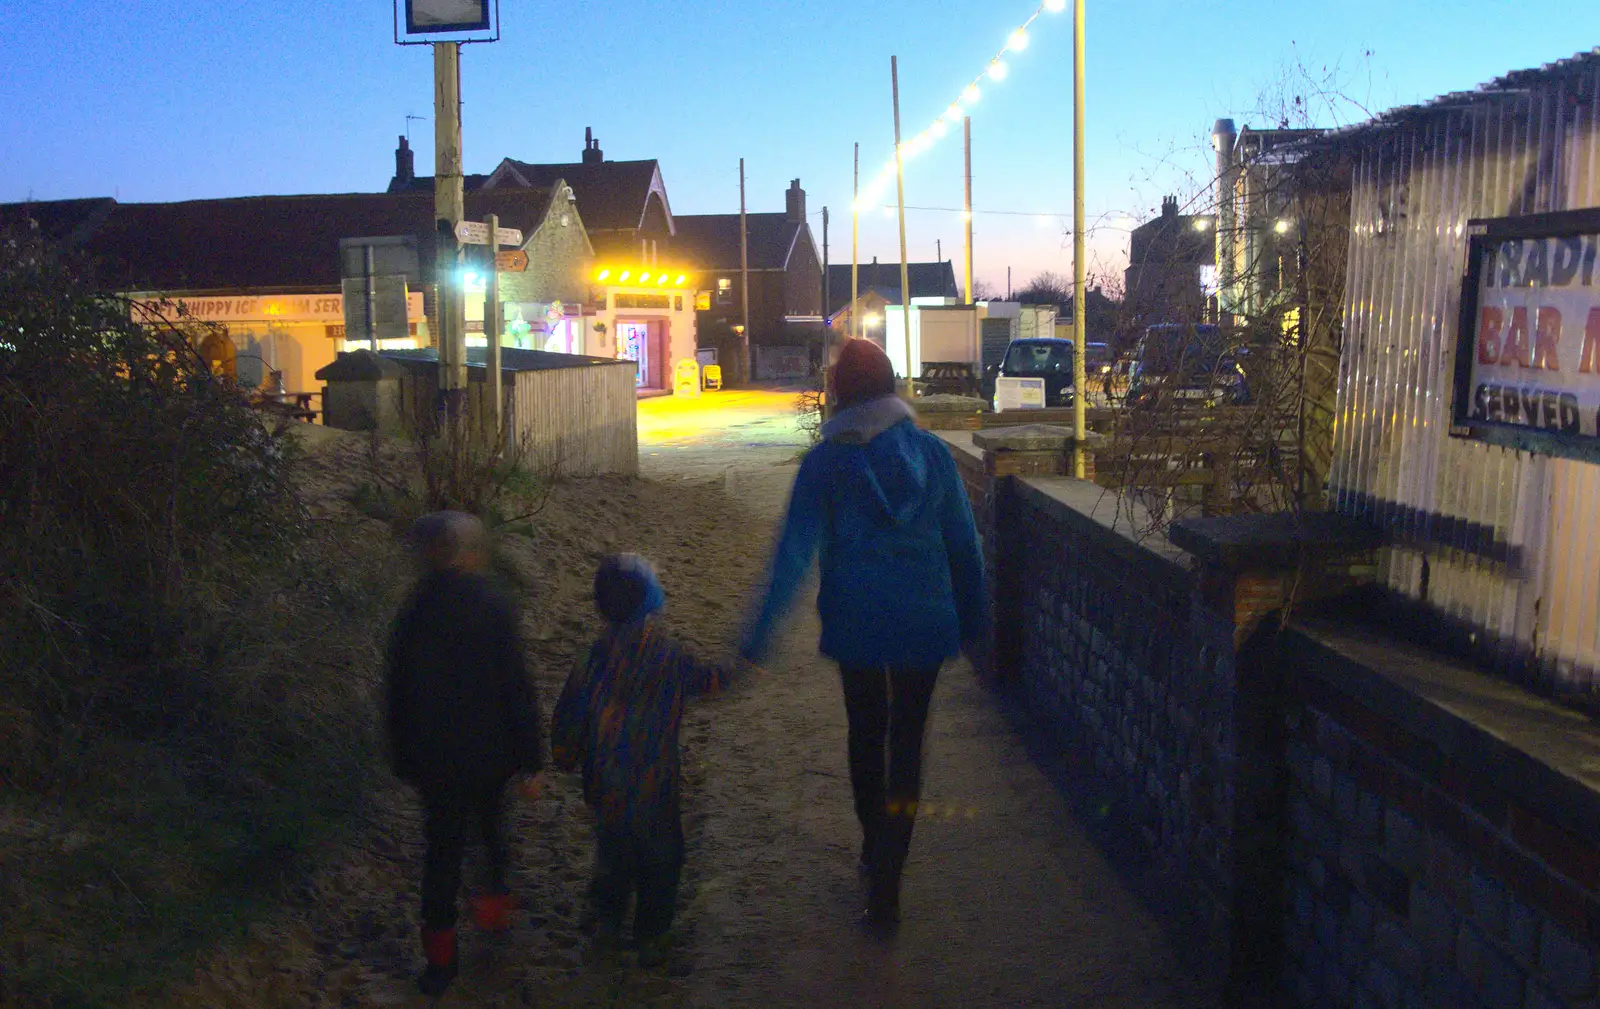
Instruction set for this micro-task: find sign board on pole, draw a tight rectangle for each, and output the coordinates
[455,220,523,247]
[405,0,490,35]
[1453,209,1600,462]
[495,250,529,272]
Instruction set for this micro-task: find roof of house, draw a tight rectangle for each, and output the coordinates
[387,174,492,194]
[825,260,960,314]
[488,160,666,235]
[0,197,116,246]
[81,189,553,292]
[1128,211,1216,267]
[669,213,812,272]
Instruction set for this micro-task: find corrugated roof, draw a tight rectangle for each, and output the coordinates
[379,346,627,372]
[671,213,810,272]
[1318,47,1600,142]
[82,189,552,293]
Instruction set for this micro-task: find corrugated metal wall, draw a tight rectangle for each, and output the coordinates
[1329,60,1600,697]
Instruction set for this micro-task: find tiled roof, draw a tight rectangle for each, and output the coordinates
[0,197,115,246]
[670,213,808,272]
[82,189,552,292]
[826,261,960,314]
[492,159,664,234]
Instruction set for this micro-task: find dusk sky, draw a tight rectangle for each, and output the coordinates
[3,2,1594,293]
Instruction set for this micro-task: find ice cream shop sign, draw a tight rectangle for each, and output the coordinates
[1454,208,1600,461]
[131,292,425,328]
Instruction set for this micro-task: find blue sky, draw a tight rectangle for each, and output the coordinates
[3,1,1594,291]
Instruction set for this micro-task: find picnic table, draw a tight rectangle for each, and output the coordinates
[249,391,318,423]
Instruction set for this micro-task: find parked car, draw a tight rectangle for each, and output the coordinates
[1126,324,1250,409]
[993,337,1077,410]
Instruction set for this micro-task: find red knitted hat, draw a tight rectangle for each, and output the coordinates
[831,338,897,409]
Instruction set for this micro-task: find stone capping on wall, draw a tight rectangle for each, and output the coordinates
[1287,615,1600,858]
[1170,512,1386,572]
[1011,475,1192,587]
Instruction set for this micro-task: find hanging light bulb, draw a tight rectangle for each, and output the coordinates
[988,59,1009,82]
[932,120,949,138]
[1008,28,1030,51]
[1044,0,1066,11]
[963,84,981,105]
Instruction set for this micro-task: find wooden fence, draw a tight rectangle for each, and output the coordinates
[391,355,638,478]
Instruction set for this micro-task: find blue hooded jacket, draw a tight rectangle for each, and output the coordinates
[742,396,986,669]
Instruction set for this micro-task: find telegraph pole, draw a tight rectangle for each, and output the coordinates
[851,142,860,341]
[1071,0,1088,479]
[822,206,830,369]
[739,157,750,385]
[434,41,466,410]
[891,56,912,386]
[964,116,974,306]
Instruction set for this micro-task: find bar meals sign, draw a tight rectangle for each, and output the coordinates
[1454,209,1600,461]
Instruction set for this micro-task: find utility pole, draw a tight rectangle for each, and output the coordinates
[964,116,974,306]
[891,56,912,386]
[937,239,942,263]
[739,158,750,385]
[851,142,860,341]
[433,41,466,412]
[1071,0,1088,479]
[486,214,503,435]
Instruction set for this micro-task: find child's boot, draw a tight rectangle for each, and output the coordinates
[469,890,516,932]
[418,926,458,997]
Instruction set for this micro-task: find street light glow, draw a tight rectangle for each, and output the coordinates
[1274,219,1291,234]
[963,84,981,105]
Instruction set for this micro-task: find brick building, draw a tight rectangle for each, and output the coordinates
[1123,195,1217,331]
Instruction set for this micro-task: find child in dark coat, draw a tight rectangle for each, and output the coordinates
[551,554,738,966]
[385,511,544,996]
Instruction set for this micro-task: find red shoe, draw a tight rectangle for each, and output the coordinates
[469,891,516,932]
[418,927,458,996]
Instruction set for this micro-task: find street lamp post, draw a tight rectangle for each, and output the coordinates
[1071,0,1087,479]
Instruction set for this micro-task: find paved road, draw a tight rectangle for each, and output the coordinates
[641,390,1212,1007]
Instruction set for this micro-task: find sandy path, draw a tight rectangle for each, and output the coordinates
[163,399,1207,1007]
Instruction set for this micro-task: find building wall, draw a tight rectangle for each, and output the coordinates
[1327,64,1600,699]
[498,198,592,308]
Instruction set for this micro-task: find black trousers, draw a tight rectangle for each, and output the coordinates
[840,664,940,878]
[592,822,685,942]
[420,777,510,930]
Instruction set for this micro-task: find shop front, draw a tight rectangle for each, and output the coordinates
[131,290,428,395]
[586,265,700,394]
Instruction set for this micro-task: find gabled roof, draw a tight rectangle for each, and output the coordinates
[670,213,812,272]
[83,189,554,293]
[0,197,116,246]
[488,159,668,235]
[825,260,960,315]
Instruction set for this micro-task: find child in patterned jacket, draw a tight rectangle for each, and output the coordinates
[551,553,740,965]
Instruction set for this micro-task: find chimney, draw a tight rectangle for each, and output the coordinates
[582,127,604,166]
[1161,195,1178,218]
[786,179,806,224]
[1212,118,1239,315]
[395,136,415,186]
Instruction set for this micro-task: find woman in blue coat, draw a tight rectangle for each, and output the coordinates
[742,338,986,925]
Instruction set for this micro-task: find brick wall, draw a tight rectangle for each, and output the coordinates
[499,200,592,308]
[935,430,1600,1007]
[1283,627,1600,1009]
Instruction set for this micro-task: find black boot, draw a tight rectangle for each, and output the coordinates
[864,869,901,927]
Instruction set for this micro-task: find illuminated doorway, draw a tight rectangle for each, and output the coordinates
[617,321,650,388]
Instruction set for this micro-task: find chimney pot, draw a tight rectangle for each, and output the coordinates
[395,135,415,186]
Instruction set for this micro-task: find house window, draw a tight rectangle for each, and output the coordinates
[717,277,734,306]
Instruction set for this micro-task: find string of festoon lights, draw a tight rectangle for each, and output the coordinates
[851,0,1069,215]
